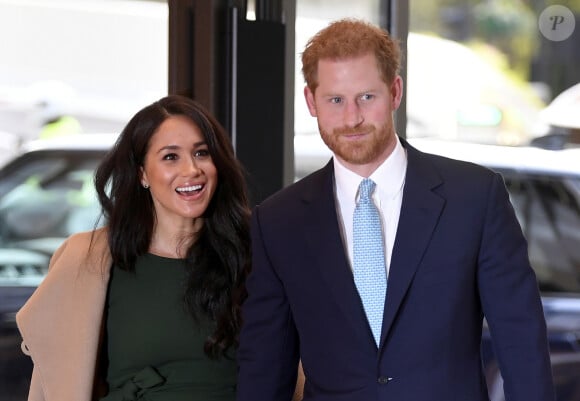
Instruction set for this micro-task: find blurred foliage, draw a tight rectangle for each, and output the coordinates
[545,0,580,11]
[411,0,579,82]
[468,40,545,109]
[473,1,537,80]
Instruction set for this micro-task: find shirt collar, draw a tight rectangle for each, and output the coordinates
[334,135,407,202]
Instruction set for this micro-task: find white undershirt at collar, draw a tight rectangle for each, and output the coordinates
[333,136,408,273]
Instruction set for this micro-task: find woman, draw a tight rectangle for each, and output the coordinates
[16,95,251,401]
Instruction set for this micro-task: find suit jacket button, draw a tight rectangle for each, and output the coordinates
[378,376,392,384]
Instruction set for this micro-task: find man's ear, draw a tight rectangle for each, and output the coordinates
[391,75,403,111]
[304,86,318,117]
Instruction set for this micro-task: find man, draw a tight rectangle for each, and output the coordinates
[236,18,555,401]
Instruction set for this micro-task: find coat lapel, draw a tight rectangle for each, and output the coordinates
[301,162,375,347]
[379,143,445,348]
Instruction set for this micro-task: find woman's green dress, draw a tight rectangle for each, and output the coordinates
[100,253,236,401]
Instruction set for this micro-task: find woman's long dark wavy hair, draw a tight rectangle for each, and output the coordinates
[94,95,251,359]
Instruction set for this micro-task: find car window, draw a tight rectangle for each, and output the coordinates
[0,150,105,287]
[503,172,580,293]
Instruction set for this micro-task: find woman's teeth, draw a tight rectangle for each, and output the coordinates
[176,184,202,193]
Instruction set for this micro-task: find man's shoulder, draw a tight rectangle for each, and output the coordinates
[259,165,331,209]
[407,142,498,180]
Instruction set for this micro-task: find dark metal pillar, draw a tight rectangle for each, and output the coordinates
[167,0,292,205]
[381,0,409,139]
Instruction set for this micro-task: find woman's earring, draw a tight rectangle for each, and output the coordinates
[143,183,149,189]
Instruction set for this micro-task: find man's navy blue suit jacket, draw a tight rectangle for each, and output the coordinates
[237,138,555,401]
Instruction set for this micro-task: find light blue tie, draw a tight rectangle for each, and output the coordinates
[353,178,387,347]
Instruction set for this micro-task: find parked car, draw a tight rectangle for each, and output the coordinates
[295,134,580,401]
[0,133,116,400]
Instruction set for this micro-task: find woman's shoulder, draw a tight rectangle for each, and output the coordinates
[50,227,110,273]
[64,226,108,248]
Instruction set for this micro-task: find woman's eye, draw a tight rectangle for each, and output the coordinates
[194,149,210,158]
[163,153,178,161]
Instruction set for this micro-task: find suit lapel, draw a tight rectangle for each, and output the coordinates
[301,163,375,346]
[298,146,447,350]
[379,143,445,348]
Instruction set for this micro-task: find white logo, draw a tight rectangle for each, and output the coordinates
[538,5,575,41]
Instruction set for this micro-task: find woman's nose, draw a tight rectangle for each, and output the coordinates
[183,157,201,175]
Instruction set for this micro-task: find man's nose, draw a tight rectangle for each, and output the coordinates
[344,101,363,127]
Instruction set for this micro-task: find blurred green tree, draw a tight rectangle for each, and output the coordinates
[473,0,537,80]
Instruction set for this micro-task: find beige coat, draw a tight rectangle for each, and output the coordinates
[16,227,306,401]
[16,228,111,401]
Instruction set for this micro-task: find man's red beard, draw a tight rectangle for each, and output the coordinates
[320,122,391,165]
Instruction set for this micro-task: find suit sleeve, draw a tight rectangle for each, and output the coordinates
[236,206,300,401]
[477,173,555,401]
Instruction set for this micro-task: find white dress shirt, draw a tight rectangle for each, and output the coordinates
[333,136,408,274]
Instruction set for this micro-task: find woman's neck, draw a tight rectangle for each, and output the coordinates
[149,217,202,258]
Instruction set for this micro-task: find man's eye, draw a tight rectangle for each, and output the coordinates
[330,97,342,104]
[360,93,374,101]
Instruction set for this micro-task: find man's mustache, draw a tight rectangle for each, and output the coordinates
[333,124,375,135]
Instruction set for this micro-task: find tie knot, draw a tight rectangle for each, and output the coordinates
[358,178,376,201]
